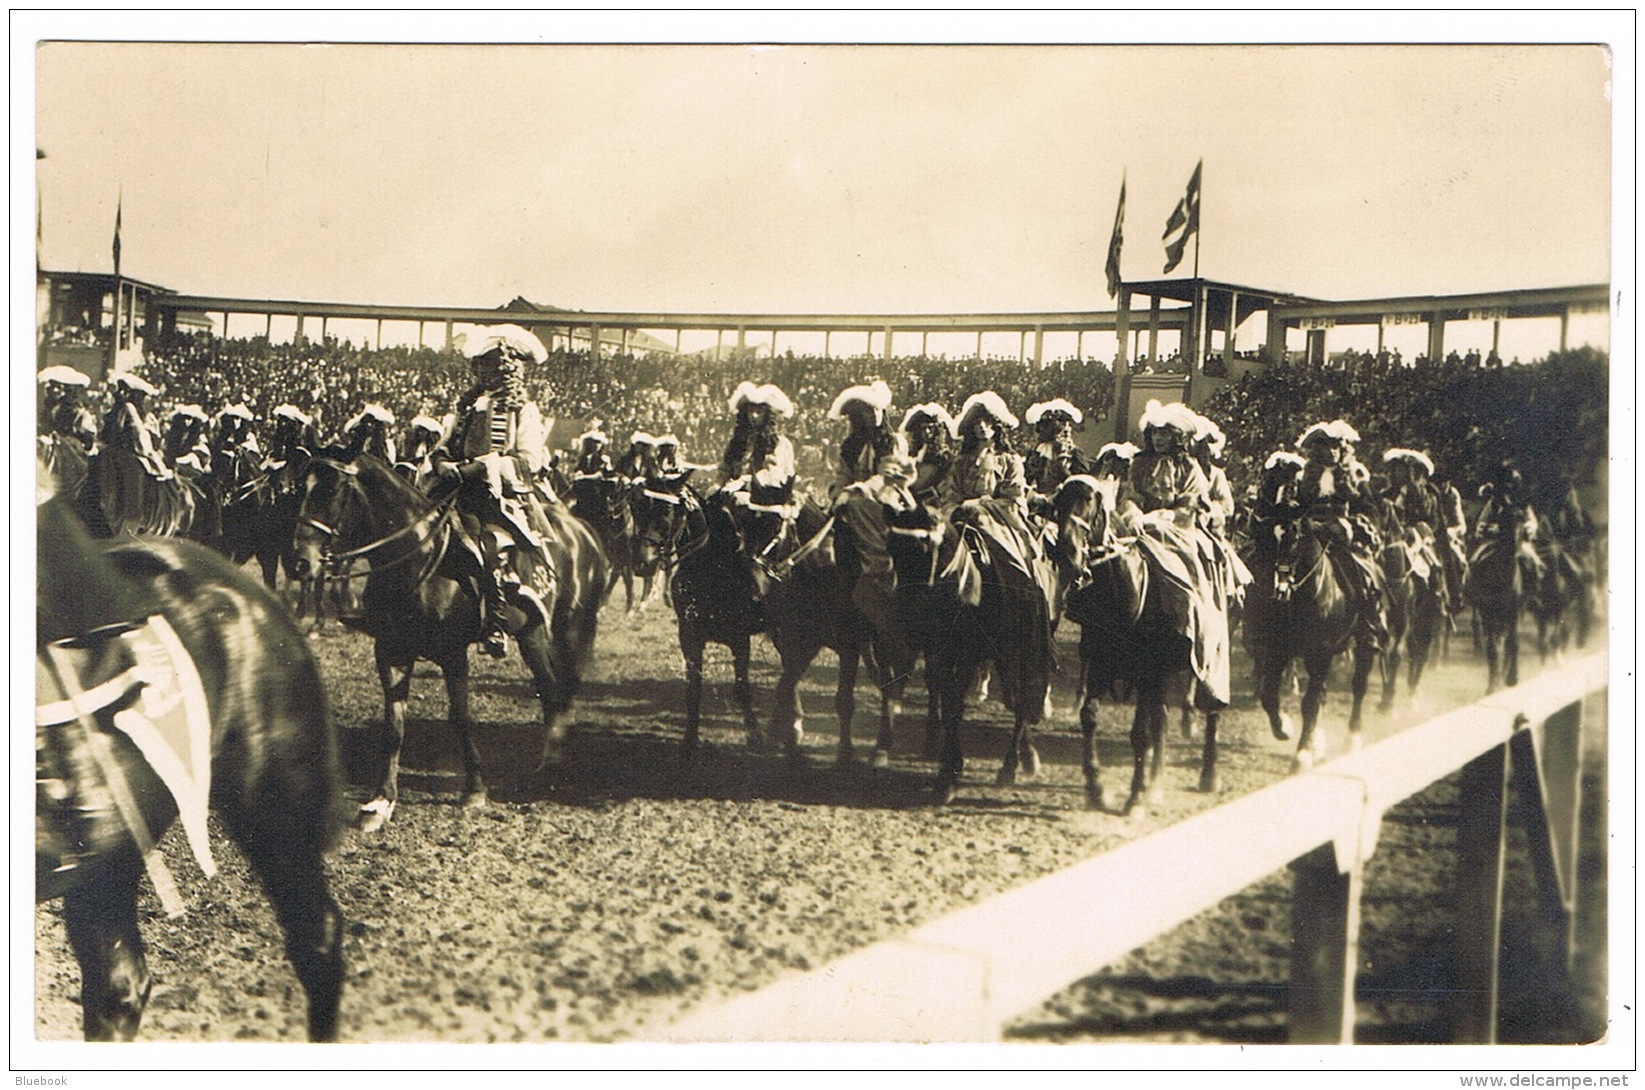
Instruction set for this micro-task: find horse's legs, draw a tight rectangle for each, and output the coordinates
[362,648,413,831]
[1256,652,1291,741]
[1145,686,1168,809]
[219,813,345,1042]
[1379,629,1402,713]
[873,663,904,770]
[835,641,860,767]
[681,628,706,754]
[62,855,151,1041]
[1346,638,1375,742]
[731,634,765,752]
[768,640,811,757]
[1079,676,1104,810]
[1504,613,1520,688]
[436,652,488,809]
[1294,651,1334,772]
[931,656,966,805]
[1199,707,1221,794]
[1123,694,1151,816]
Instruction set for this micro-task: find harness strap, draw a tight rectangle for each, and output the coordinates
[39,645,186,917]
[322,488,460,565]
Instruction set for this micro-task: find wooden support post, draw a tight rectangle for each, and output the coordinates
[715,329,723,363]
[1288,843,1364,1044]
[590,323,602,362]
[976,330,984,359]
[1019,330,1027,365]
[1147,297,1160,368]
[444,319,454,352]
[737,326,746,352]
[884,326,893,363]
[1032,326,1044,368]
[922,330,929,358]
[265,313,273,341]
[321,316,329,343]
[1492,319,1502,357]
[1376,321,1385,356]
[1076,329,1084,360]
[676,328,683,355]
[1559,308,1570,352]
[1452,742,1510,1043]
[824,330,831,359]
[1266,310,1287,364]
[375,317,383,349]
[417,321,424,349]
[1225,289,1240,371]
[1513,704,1586,969]
[771,330,780,357]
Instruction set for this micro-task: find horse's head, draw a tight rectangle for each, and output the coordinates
[1049,474,1115,579]
[632,469,697,569]
[885,503,948,587]
[290,453,427,583]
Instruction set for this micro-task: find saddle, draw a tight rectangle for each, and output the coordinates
[37,616,216,909]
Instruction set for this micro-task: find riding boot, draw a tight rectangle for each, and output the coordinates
[480,563,512,659]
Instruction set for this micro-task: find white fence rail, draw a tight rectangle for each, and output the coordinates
[664,652,1608,1043]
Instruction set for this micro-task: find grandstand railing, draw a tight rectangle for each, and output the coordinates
[662,652,1607,1044]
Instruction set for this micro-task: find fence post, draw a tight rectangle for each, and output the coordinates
[1452,741,1510,1042]
[1512,702,1586,968]
[1289,843,1364,1043]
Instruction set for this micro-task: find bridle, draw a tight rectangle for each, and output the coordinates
[299,457,460,587]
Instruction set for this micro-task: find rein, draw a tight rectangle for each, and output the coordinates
[303,459,461,585]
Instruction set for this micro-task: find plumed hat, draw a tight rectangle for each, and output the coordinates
[273,404,313,427]
[1095,441,1141,463]
[409,414,445,435]
[578,427,608,446]
[1297,419,1361,448]
[215,403,255,423]
[463,323,548,364]
[899,402,958,439]
[1382,447,1436,476]
[38,365,91,387]
[956,390,1018,432]
[169,404,208,423]
[828,380,894,421]
[108,372,157,396]
[629,430,658,448]
[1138,398,1199,434]
[728,381,795,419]
[655,433,680,448]
[1024,398,1083,426]
[345,403,396,432]
[1264,450,1307,471]
[1191,415,1227,458]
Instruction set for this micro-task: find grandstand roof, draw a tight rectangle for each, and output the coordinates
[501,296,675,354]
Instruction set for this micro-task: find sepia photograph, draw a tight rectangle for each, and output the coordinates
[16,12,1633,1082]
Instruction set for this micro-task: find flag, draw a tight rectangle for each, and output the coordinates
[1105,175,1126,298]
[1162,159,1202,274]
[112,194,122,275]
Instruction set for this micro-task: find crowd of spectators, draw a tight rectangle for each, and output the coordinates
[73,332,1604,517]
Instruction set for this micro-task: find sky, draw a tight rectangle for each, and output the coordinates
[20,14,1625,363]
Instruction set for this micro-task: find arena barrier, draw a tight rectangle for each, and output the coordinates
[663,651,1608,1044]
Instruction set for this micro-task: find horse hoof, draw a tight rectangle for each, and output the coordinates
[1348,733,1365,754]
[357,798,395,832]
[461,790,488,810]
[934,782,958,806]
[1271,714,1293,742]
[1085,785,1105,811]
[1291,750,1315,775]
[872,748,890,770]
[994,766,1017,788]
[836,745,857,769]
[1198,769,1219,794]
[1123,797,1146,819]
[1146,783,1166,809]
[746,731,769,754]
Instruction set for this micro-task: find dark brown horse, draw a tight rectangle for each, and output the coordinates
[36,497,344,1041]
[1464,489,1538,693]
[1052,477,1224,814]
[570,472,657,615]
[289,453,607,830]
[1244,460,1378,771]
[1376,524,1446,711]
[883,501,1055,804]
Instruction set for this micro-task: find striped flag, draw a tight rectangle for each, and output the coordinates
[1162,159,1201,274]
[1105,175,1126,298]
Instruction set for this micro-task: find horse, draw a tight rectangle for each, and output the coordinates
[883,499,1056,804]
[658,485,779,754]
[1376,523,1446,711]
[1052,477,1224,814]
[1464,487,1539,693]
[289,453,607,831]
[1243,461,1378,771]
[1527,522,1592,660]
[36,496,344,1041]
[570,472,655,614]
[763,495,921,769]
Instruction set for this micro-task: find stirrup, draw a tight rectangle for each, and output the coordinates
[482,628,510,659]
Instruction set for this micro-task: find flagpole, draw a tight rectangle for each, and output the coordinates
[1193,162,1201,280]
